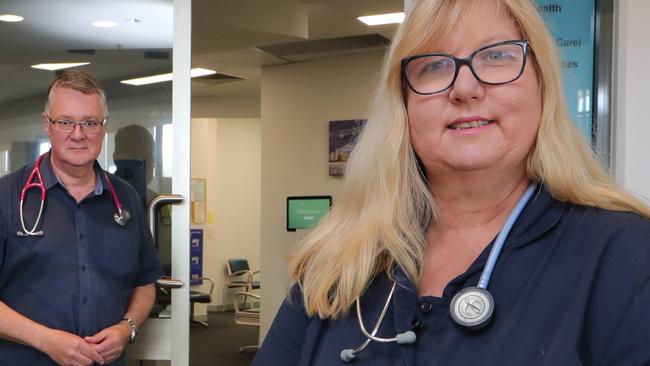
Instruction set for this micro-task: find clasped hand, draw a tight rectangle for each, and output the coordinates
[41,323,130,366]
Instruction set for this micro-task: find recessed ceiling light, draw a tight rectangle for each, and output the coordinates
[31,62,90,71]
[357,12,405,26]
[0,14,24,22]
[121,68,218,86]
[92,20,118,28]
[190,68,218,78]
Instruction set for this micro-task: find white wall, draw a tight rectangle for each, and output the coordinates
[190,117,261,318]
[613,0,650,201]
[260,51,384,338]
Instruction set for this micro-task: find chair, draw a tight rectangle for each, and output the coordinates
[233,291,261,353]
[190,276,214,327]
[226,259,260,291]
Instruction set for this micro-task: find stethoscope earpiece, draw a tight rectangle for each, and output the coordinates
[340,349,356,362]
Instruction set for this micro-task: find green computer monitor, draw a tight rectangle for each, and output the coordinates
[286,196,332,231]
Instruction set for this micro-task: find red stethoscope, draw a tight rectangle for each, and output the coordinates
[16,153,130,237]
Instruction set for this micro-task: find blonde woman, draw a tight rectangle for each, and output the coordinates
[253,0,650,365]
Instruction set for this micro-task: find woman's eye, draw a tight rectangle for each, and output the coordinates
[480,49,516,62]
[422,59,453,73]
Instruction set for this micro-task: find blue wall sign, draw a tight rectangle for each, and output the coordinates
[190,229,204,285]
[536,1,596,140]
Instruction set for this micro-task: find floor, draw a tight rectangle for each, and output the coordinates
[190,311,258,366]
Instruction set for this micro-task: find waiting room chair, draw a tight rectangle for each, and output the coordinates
[225,258,260,292]
[190,276,214,327]
[233,291,261,353]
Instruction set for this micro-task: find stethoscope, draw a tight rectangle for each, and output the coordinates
[340,183,538,362]
[16,153,131,237]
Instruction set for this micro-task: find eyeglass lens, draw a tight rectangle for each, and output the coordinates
[405,42,525,95]
[50,119,105,133]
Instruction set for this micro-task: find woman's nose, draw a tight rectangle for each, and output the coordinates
[448,65,484,104]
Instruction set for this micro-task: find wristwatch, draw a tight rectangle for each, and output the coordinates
[122,317,138,344]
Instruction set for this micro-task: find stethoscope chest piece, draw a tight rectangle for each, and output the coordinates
[114,208,131,226]
[449,286,494,329]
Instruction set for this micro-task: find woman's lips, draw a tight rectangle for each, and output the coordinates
[447,119,494,130]
[447,117,495,130]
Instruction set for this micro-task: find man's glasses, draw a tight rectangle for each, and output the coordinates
[46,115,108,134]
[401,40,529,95]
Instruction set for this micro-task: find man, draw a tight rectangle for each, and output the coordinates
[0,70,162,365]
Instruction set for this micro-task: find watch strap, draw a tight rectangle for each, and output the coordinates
[122,317,137,343]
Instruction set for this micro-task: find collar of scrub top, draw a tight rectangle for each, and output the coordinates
[38,151,105,195]
[41,153,130,226]
[341,185,539,362]
[388,183,562,334]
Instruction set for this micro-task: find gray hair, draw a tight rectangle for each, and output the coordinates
[44,69,108,116]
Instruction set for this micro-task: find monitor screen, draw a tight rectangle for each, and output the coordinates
[286,196,332,231]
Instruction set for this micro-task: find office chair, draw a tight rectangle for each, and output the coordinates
[190,276,214,327]
[225,258,260,291]
[233,291,261,353]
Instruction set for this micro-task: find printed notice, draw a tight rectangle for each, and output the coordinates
[536,0,595,139]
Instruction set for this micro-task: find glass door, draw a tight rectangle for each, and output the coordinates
[0,0,191,365]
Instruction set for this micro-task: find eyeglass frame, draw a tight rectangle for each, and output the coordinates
[45,115,108,133]
[401,39,530,95]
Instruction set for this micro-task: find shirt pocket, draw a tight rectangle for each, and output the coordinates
[101,228,139,281]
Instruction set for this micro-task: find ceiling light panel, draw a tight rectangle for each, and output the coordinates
[92,20,118,28]
[31,62,90,71]
[0,14,24,22]
[121,68,217,86]
[357,12,405,26]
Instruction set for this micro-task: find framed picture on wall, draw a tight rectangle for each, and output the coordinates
[329,119,366,177]
[190,178,206,224]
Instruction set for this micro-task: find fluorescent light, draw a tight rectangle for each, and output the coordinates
[357,12,405,26]
[0,14,24,22]
[31,62,90,71]
[121,68,218,86]
[121,73,172,86]
[191,68,218,78]
[92,20,117,28]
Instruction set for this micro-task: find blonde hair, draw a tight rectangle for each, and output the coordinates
[289,0,650,318]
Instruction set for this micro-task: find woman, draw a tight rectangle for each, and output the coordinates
[254,0,650,364]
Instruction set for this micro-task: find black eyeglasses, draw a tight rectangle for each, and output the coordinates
[401,40,529,95]
[46,115,108,134]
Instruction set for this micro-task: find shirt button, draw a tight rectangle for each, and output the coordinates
[81,266,86,272]
[82,297,87,304]
[78,233,83,240]
[419,301,432,313]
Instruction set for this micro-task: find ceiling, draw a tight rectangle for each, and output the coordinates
[0,0,402,107]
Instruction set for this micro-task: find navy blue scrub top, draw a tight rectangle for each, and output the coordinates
[254,187,650,366]
[0,153,162,365]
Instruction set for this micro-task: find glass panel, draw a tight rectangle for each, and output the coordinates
[0,0,179,363]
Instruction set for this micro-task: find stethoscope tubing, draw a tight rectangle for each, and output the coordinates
[16,153,129,236]
[356,281,397,343]
[477,183,538,288]
[342,182,539,362]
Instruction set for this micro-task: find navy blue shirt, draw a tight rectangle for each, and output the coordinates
[0,153,162,365]
[254,186,650,365]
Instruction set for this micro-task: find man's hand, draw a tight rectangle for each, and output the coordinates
[84,322,131,364]
[39,329,105,366]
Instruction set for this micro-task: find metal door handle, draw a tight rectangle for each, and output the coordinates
[148,194,184,288]
[157,277,184,289]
